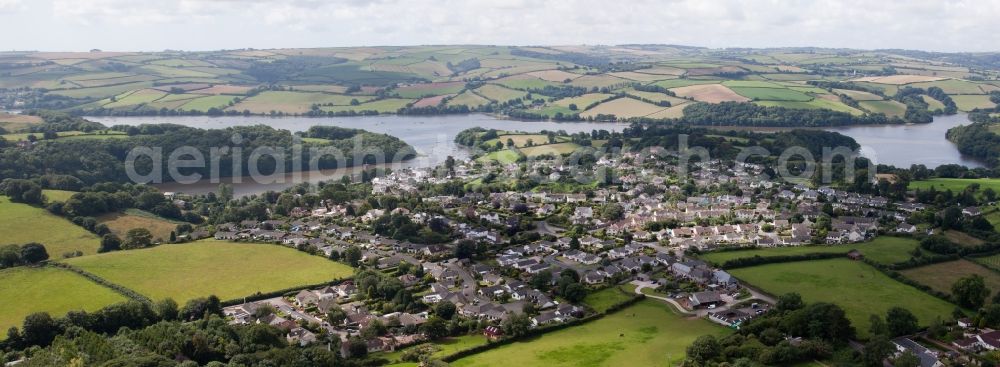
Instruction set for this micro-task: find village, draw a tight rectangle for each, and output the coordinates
[192,146,973,362]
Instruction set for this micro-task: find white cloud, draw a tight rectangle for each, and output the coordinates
[7,0,1000,51]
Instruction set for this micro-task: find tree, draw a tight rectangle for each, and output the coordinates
[327,308,347,325]
[1,179,43,204]
[421,316,449,340]
[952,274,990,309]
[453,239,476,259]
[347,336,368,358]
[345,246,363,267]
[776,292,804,312]
[20,243,49,264]
[361,319,386,339]
[99,234,121,253]
[686,335,720,364]
[862,335,894,367]
[0,244,21,268]
[155,298,179,321]
[530,270,553,291]
[180,296,222,321]
[502,313,532,338]
[124,228,153,249]
[894,351,920,367]
[868,314,888,337]
[435,301,456,320]
[21,312,60,347]
[562,283,587,303]
[886,307,919,337]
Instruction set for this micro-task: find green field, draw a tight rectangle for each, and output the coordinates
[64,240,355,302]
[701,236,920,266]
[858,100,907,117]
[0,196,100,256]
[477,149,524,164]
[382,334,489,364]
[972,253,1000,272]
[475,84,528,103]
[451,300,728,367]
[952,95,996,111]
[908,178,1000,193]
[41,189,76,203]
[519,142,582,157]
[729,86,813,101]
[583,286,635,313]
[732,259,956,337]
[178,95,237,112]
[910,79,988,95]
[0,266,127,336]
[321,98,414,114]
[755,98,862,115]
[901,259,1000,298]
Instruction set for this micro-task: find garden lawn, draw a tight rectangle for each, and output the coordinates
[63,240,354,303]
[0,196,100,256]
[0,266,127,336]
[731,258,956,337]
[450,300,728,367]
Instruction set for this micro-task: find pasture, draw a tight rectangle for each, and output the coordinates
[728,86,813,101]
[394,82,465,98]
[41,189,76,203]
[0,196,100,256]
[756,99,863,115]
[519,142,581,157]
[701,236,920,266]
[859,100,907,117]
[450,300,728,367]
[322,98,414,114]
[63,240,355,303]
[900,260,1000,298]
[908,178,1000,193]
[97,209,184,242]
[580,98,669,118]
[731,258,956,337]
[670,84,750,103]
[583,286,635,313]
[833,89,884,101]
[0,113,43,132]
[951,95,996,111]
[475,84,527,103]
[0,266,127,336]
[477,149,523,164]
[230,91,375,114]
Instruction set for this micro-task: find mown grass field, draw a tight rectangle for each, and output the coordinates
[858,100,907,117]
[64,240,355,302]
[731,258,956,337]
[900,259,1000,298]
[519,142,581,157]
[450,300,728,367]
[701,236,920,266]
[0,266,127,336]
[0,196,100,256]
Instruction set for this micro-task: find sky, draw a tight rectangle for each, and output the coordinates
[0,0,998,53]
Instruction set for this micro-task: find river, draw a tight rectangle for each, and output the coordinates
[87,113,982,196]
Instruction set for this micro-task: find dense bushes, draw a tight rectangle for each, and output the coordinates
[720,252,846,269]
[0,243,49,269]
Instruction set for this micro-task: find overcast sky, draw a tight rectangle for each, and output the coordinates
[1,0,998,53]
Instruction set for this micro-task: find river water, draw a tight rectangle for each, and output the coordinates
[87,113,982,196]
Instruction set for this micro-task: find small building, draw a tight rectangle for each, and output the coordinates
[847,249,863,261]
[483,325,503,340]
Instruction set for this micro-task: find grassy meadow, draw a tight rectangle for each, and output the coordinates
[0,266,127,336]
[731,258,956,337]
[701,236,921,266]
[0,196,101,256]
[64,240,354,302]
[450,300,728,367]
